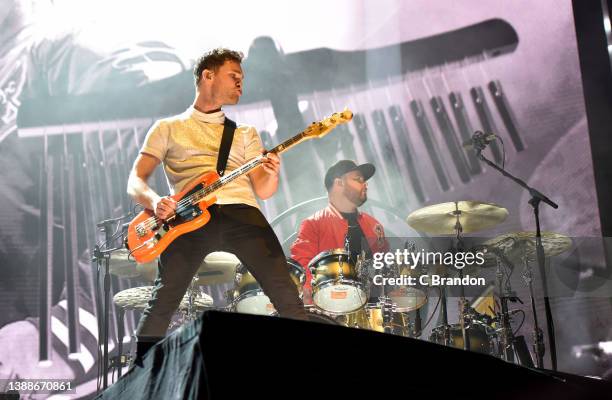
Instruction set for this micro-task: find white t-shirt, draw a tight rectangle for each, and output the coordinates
[141,106,263,209]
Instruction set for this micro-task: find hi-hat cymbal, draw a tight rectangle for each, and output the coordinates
[196,252,240,285]
[108,248,157,280]
[406,201,509,235]
[483,231,572,261]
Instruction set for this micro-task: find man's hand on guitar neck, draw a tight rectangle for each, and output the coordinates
[248,151,281,200]
[260,152,281,176]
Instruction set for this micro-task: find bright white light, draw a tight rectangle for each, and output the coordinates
[38,360,53,367]
[605,16,612,34]
[600,341,612,354]
[298,100,309,113]
[68,352,81,360]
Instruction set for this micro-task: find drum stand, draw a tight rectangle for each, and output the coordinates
[93,216,129,390]
[452,205,471,352]
[475,146,558,370]
[522,254,546,368]
[181,277,202,324]
[494,253,516,362]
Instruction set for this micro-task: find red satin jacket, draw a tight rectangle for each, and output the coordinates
[290,204,388,288]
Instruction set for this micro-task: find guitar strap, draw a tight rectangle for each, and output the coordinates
[216,117,237,177]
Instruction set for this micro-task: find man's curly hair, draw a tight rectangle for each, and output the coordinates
[193,48,244,87]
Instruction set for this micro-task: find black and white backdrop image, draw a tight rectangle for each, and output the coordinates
[0,0,610,397]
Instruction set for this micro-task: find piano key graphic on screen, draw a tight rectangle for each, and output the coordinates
[470,86,503,164]
[352,113,393,204]
[488,80,525,152]
[410,99,450,191]
[371,109,408,207]
[430,96,471,183]
[334,123,358,161]
[449,92,483,175]
[387,105,426,203]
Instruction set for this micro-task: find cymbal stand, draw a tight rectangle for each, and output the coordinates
[453,202,471,351]
[494,253,515,362]
[522,253,545,368]
[92,218,124,391]
[475,144,558,370]
[379,264,396,334]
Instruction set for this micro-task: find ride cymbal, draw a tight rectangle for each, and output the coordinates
[407,201,509,235]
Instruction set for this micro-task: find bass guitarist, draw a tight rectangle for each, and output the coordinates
[126,48,309,362]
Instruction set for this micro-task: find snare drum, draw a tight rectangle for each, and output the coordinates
[230,259,304,315]
[309,249,368,314]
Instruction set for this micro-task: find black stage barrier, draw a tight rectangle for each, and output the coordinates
[96,310,611,399]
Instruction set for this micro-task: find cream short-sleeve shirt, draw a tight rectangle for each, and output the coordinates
[140,107,263,209]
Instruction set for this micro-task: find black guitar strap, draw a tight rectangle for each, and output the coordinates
[216,117,237,177]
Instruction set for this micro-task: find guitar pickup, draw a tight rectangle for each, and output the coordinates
[135,224,148,238]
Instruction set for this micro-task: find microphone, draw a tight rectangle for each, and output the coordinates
[462,131,497,150]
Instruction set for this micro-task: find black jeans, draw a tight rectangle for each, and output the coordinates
[136,204,307,340]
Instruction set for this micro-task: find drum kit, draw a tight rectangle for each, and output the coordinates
[107,200,572,365]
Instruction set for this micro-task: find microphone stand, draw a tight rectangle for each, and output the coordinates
[93,216,131,390]
[474,144,558,370]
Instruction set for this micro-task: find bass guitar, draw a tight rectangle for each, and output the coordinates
[126,109,353,263]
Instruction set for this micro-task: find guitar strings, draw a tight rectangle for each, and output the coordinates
[132,117,341,233]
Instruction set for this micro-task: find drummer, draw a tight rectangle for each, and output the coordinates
[290,160,389,299]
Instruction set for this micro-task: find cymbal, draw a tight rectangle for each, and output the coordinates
[108,248,157,280]
[406,201,509,235]
[196,252,240,285]
[113,286,213,311]
[483,231,572,261]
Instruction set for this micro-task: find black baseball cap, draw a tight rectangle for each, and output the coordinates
[324,160,376,190]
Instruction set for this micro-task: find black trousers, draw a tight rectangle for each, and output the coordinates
[136,203,308,340]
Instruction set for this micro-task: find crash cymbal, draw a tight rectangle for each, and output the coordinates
[196,252,240,285]
[113,286,214,311]
[483,231,572,261]
[406,201,509,235]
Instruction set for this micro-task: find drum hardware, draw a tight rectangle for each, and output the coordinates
[522,251,546,368]
[483,231,571,367]
[407,200,509,353]
[93,214,133,389]
[451,203,471,352]
[180,276,206,324]
[472,140,559,370]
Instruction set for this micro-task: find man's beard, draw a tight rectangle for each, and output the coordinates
[345,188,367,207]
